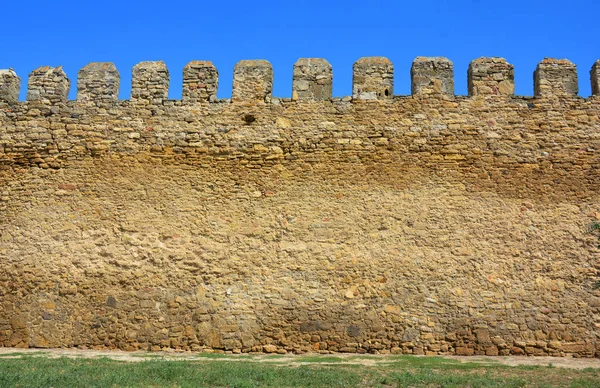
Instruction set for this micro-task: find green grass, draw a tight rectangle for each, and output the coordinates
[0,354,599,387]
[192,352,253,360]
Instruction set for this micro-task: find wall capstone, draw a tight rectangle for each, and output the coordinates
[131,61,169,105]
[232,60,273,103]
[182,61,218,103]
[26,66,70,103]
[0,69,21,102]
[534,58,578,97]
[468,57,514,96]
[292,58,332,101]
[352,57,393,100]
[77,62,120,102]
[591,60,600,96]
[411,57,454,96]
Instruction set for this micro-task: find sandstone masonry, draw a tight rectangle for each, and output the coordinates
[182,61,218,103]
[77,62,120,102]
[1,56,600,357]
[534,58,578,97]
[0,69,20,102]
[232,60,273,103]
[352,57,393,100]
[25,66,70,103]
[468,57,514,96]
[131,61,169,105]
[292,58,332,101]
[411,57,454,96]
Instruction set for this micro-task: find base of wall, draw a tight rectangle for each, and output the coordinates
[1,159,599,357]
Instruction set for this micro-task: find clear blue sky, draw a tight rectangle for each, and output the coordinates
[2,0,598,100]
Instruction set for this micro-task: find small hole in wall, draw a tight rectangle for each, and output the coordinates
[384,89,389,97]
[242,114,256,124]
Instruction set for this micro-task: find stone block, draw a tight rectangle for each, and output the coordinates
[77,62,120,102]
[534,58,578,97]
[26,66,70,103]
[292,58,332,101]
[591,60,600,96]
[411,57,454,96]
[455,346,474,356]
[0,69,21,102]
[131,61,169,104]
[468,57,514,96]
[232,60,273,103]
[352,57,393,100]
[182,61,218,103]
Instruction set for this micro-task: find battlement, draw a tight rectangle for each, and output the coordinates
[2,57,600,105]
[0,55,599,171]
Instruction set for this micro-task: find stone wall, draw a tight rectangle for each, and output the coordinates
[468,57,514,96]
[352,57,393,100]
[0,69,20,102]
[1,57,600,357]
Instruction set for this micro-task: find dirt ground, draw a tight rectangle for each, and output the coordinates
[1,347,599,370]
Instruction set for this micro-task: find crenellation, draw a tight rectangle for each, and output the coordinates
[182,61,218,103]
[3,58,600,105]
[592,60,600,96]
[292,58,332,101]
[411,57,454,96]
[232,60,273,103]
[534,58,578,97]
[26,66,70,103]
[77,62,120,102]
[352,57,393,100]
[131,61,170,104]
[468,57,514,96]
[0,69,21,102]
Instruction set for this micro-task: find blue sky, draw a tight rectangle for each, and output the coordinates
[1,0,598,100]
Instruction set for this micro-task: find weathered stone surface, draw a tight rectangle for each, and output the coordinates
[182,61,218,103]
[77,62,120,102]
[26,66,70,103]
[0,69,21,102]
[2,57,600,357]
[468,57,514,96]
[292,58,332,101]
[534,58,578,97]
[232,60,273,103]
[131,61,169,104]
[263,344,278,353]
[411,57,454,96]
[352,57,393,100]
[592,60,600,96]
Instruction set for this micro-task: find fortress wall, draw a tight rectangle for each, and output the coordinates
[1,57,600,356]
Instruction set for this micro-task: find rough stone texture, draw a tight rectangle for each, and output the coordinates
[182,61,218,104]
[534,58,578,97]
[232,60,273,103]
[468,57,515,96]
[77,62,120,102]
[131,61,169,105]
[26,66,70,103]
[352,57,393,100]
[2,58,600,357]
[0,69,21,102]
[292,58,332,101]
[591,61,600,96]
[411,57,454,96]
